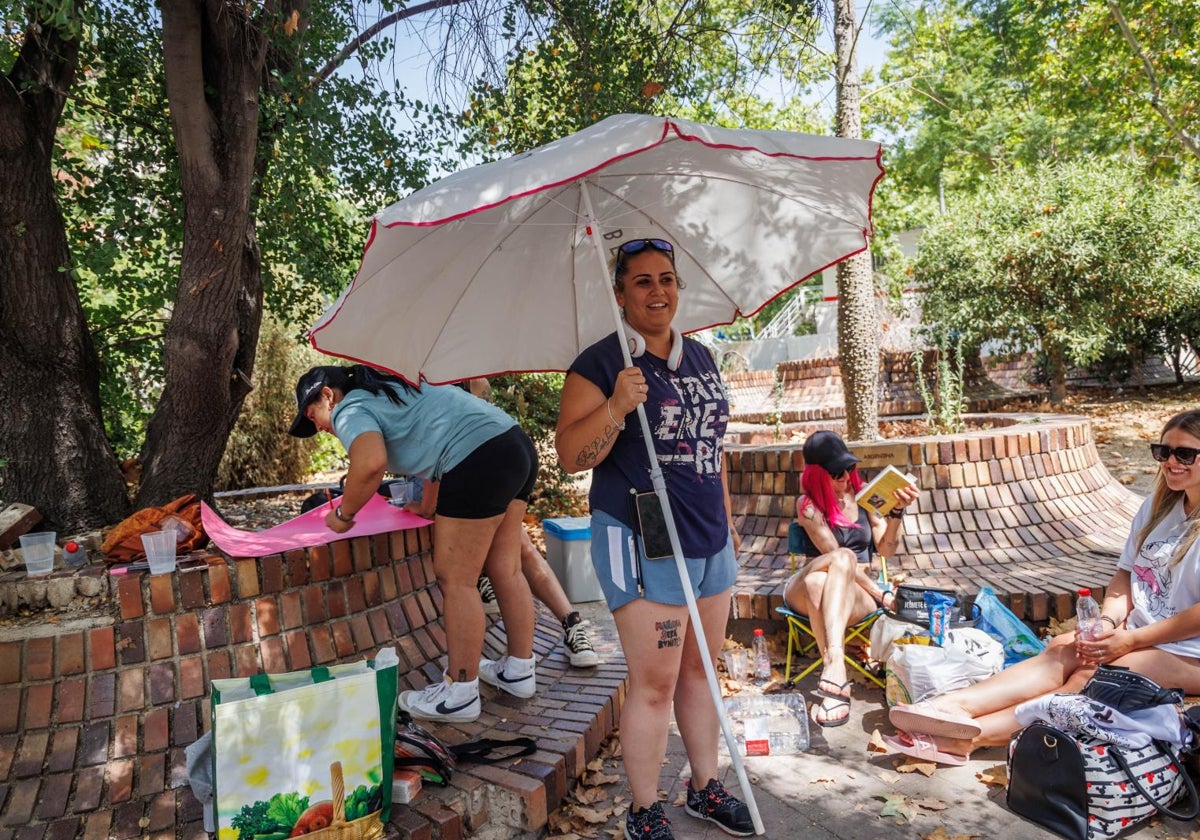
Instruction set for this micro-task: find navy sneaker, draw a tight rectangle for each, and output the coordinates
[624,801,674,840]
[684,778,753,836]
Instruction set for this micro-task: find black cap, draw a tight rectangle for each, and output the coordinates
[802,430,859,475]
[288,367,334,438]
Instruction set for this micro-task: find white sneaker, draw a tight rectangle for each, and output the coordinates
[563,619,600,668]
[478,655,536,699]
[398,677,481,723]
[477,575,501,616]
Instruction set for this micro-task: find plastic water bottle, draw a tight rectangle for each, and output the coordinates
[1076,588,1102,641]
[62,540,88,568]
[752,628,771,683]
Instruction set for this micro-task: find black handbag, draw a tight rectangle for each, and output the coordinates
[1007,721,1197,840]
[1081,665,1185,714]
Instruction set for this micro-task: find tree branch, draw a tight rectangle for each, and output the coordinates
[1105,0,1200,161]
[308,0,473,89]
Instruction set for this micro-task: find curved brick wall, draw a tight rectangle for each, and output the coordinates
[725,350,1033,424]
[726,414,1143,623]
[0,523,622,838]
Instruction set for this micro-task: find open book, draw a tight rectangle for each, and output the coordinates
[856,464,918,517]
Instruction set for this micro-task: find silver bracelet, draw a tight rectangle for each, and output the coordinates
[606,398,626,431]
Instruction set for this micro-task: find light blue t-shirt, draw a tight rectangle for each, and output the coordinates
[331,383,516,480]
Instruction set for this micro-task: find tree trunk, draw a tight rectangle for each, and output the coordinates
[136,0,270,507]
[833,0,879,442]
[1046,343,1067,405]
[0,6,131,532]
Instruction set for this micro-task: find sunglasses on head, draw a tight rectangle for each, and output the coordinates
[1150,444,1199,466]
[618,238,674,257]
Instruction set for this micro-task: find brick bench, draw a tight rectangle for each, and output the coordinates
[0,521,624,839]
[726,413,1143,625]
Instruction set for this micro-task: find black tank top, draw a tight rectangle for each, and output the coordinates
[805,503,873,564]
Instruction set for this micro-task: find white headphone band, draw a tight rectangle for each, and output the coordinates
[624,325,683,371]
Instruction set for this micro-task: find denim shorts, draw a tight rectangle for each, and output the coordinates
[588,509,737,611]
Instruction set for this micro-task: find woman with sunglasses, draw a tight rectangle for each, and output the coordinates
[782,430,918,727]
[884,409,1200,764]
[556,238,751,840]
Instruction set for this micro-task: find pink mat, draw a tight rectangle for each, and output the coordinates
[201,493,431,557]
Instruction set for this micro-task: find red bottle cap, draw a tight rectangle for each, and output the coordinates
[1078,588,1091,597]
[753,628,765,636]
[65,541,79,552]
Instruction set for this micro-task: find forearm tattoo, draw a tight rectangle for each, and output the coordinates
[574,420,621,469]
[656,618,682,649]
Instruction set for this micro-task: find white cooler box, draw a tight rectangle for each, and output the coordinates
[543,516,604,603]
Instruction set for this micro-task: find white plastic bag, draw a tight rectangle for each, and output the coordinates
[885,642,999,707]
[942,627,1005,674]
[869,612,932,664]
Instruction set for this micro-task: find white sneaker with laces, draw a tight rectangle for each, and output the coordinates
[478,655,536,699]
[563,619,600,668]
[398,677,481,723]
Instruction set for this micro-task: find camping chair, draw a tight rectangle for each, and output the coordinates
[777,521,888,688]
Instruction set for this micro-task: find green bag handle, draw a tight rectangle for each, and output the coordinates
[249,667,333,696]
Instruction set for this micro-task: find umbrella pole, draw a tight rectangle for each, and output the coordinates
[581,190,765,835]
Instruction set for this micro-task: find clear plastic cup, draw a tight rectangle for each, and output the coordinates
[19,532,56,576]
[722,649,750,683]
[388,478,413,506]
[141,531,178,574]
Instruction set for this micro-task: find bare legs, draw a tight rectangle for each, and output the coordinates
[612,590,731,809]
[518,529,574,622]
[783,549,878,696]
[918,633,1200,754]
[435,499,534,680]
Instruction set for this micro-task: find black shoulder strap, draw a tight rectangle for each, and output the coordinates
[450,736,537,764]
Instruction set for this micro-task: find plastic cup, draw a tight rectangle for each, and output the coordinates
[141,531,178,574]
[19,532,56,576]
[723,649,750,683]
[388,478,413,506]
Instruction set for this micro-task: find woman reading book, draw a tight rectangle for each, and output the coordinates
[782,430,919,727]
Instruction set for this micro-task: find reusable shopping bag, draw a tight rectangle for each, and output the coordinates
[210,649,398,839]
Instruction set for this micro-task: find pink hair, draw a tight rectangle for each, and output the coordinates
[797,464,863,530]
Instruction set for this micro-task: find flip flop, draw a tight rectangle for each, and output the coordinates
[816,678,852,701]
[882,731,968,766]
[888,702,982,740]
[811,696,851,728]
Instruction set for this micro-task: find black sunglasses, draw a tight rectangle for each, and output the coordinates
[618,238,674,257]
[1150,444,1199,466]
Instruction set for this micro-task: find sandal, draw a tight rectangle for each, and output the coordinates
[878,590,897,612]
[815,678,852,701]
[882,731,968,766]
[888,702,982,740]
[811,696,851,728]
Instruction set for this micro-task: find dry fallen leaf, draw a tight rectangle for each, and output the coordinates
[572,783,608,805]
[895,757,938,777]
[876,769,901,784]
[672,790,688,806]
[583,771,623,787]
[808,775,837,788]
[976,764,1008,787]
[912,797,948,811]
[587,758,605,772]
[547,810,575,833]
[868,728,889,753]
[922,828,978,840]
[571,806,614,825]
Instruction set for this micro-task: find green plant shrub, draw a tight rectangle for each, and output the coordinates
[216,318,330,490]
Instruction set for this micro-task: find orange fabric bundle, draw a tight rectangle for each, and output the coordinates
[101,494,206,562]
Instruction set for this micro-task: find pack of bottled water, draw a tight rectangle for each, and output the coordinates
[721,692,810,755]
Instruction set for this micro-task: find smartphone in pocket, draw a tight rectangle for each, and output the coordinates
[634,491,675,560]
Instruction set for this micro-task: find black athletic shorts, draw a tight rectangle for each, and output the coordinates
[435,426,538,519]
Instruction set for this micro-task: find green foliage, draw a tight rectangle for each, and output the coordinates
[912,156,1200,396]
[216,319,327,491]
[912,334,968,434]
[52,0,462,460]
